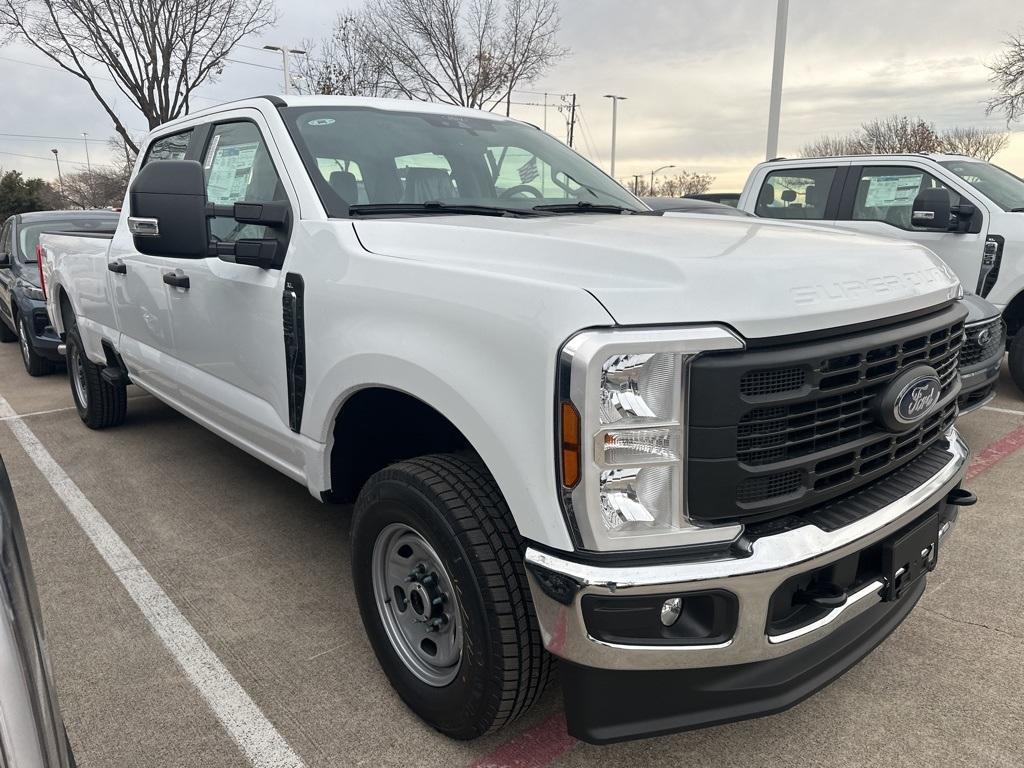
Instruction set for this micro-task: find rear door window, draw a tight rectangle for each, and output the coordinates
[143,129,193,165]
[755,168,836,220]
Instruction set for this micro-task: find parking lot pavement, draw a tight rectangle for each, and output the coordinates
[0,342,1022,768]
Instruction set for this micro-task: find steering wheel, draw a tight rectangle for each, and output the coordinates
[499,184,544,200]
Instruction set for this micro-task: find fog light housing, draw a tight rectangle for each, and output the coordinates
[581,590,737,646]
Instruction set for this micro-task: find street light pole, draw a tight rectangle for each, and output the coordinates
[50,149,65,207]
[263,44,307,95]
[649,164,675,196]
[765,0,789,160]
[603,94,627,178]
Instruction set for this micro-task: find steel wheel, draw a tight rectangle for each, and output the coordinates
[371,522,462,687]
[70,343,89,409]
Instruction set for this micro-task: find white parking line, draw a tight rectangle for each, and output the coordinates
[0,396,305,768]
[981,405,1024,417]
[0,405,77,420]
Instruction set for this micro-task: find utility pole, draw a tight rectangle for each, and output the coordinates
[263,44,307,95]
[50,149,65,207]
[82,132,93,208]
[765,0,789,160]
[632,175,641,195]
[567,93,577,148]
[603,94,627,177]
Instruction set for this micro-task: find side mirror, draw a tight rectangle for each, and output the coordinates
[129,160,209,258]
[911,188,952,230]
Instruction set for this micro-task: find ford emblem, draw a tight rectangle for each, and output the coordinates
[873,365,943,432]
[894,376,941,424]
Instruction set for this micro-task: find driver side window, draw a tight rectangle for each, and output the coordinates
[201,121,285,243]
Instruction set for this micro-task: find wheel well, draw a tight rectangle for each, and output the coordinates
[327,388,472,503]
[57,288,73,333]
[1004,291,1024,341]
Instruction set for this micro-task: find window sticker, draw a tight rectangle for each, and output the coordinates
[864,174,922,207]
[206,141,259,204]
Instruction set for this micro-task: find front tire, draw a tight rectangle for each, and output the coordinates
[1009,332,1024,396]
[18,314,54,376]
[351,454,551,740]
[65,322,126,429]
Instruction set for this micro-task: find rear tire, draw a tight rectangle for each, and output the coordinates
[1009,332,1024,397]
[18,314,54,377]
[65,322,126,429]
[0,319,15,343]
[351,453,551,740]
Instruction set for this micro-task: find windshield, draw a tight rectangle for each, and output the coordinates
[19,217,117,261]
[939,159,1024,211]
[281,106,644,216]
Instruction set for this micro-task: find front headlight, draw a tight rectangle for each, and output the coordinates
[558,326,744,552]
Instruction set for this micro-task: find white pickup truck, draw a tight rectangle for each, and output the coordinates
[41,96,975,744]
[738,154,1023,393]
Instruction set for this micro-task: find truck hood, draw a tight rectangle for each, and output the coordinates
[353,214,961,339]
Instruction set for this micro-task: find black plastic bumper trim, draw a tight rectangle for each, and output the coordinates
[560,576,925,744]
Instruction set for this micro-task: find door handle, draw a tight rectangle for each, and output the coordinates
[107,259,127,274]
[162,270,190,290]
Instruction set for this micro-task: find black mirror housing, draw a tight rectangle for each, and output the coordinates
[129,160,209,258]
[911,188,952,230]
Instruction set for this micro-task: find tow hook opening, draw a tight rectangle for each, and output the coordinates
[946,487,977,506]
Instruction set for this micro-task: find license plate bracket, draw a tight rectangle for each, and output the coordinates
[882,512,939,602]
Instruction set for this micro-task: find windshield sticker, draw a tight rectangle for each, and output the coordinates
[864,174,922,207]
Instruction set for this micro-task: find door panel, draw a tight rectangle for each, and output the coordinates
[109,128,197,396]
[166,117,296,458]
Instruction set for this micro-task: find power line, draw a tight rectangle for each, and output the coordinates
[0,149,95,168]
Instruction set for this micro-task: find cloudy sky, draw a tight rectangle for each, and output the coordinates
[1,0,1022,191]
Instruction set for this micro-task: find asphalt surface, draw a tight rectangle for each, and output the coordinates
[0,340,1021,768]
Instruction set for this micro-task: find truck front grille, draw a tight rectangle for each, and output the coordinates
[959,317,1005,368]
[686,303,966,525]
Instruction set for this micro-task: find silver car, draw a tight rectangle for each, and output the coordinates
[0,458,74,767]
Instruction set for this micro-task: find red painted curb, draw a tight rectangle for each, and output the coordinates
[967,423,1024,481]
[470,713,575,768]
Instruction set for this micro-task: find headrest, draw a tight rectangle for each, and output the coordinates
[329,170,358,205]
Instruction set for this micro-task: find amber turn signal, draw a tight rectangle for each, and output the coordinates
[560,401,581,488]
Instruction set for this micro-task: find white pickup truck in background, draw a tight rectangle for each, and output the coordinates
[739,154,1024,394]
[40,96,975,743]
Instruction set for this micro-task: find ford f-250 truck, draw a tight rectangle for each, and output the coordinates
[738,154,1020,397]
[40,96,975,744]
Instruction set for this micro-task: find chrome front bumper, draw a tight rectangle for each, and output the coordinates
[525,428,968,671]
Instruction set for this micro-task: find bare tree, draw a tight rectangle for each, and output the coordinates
[0,0,276,153]
[297,12,388,96]
[937,126,1009,161]
[632,171,715,198]
[362,0,567,111]
[801,133,867,158]
[859,115,939,154]
[801,116,1008,161]
[988,31,1024,123]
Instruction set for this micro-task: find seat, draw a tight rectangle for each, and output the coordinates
[329,171,359,205]
[402,168,456,203]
